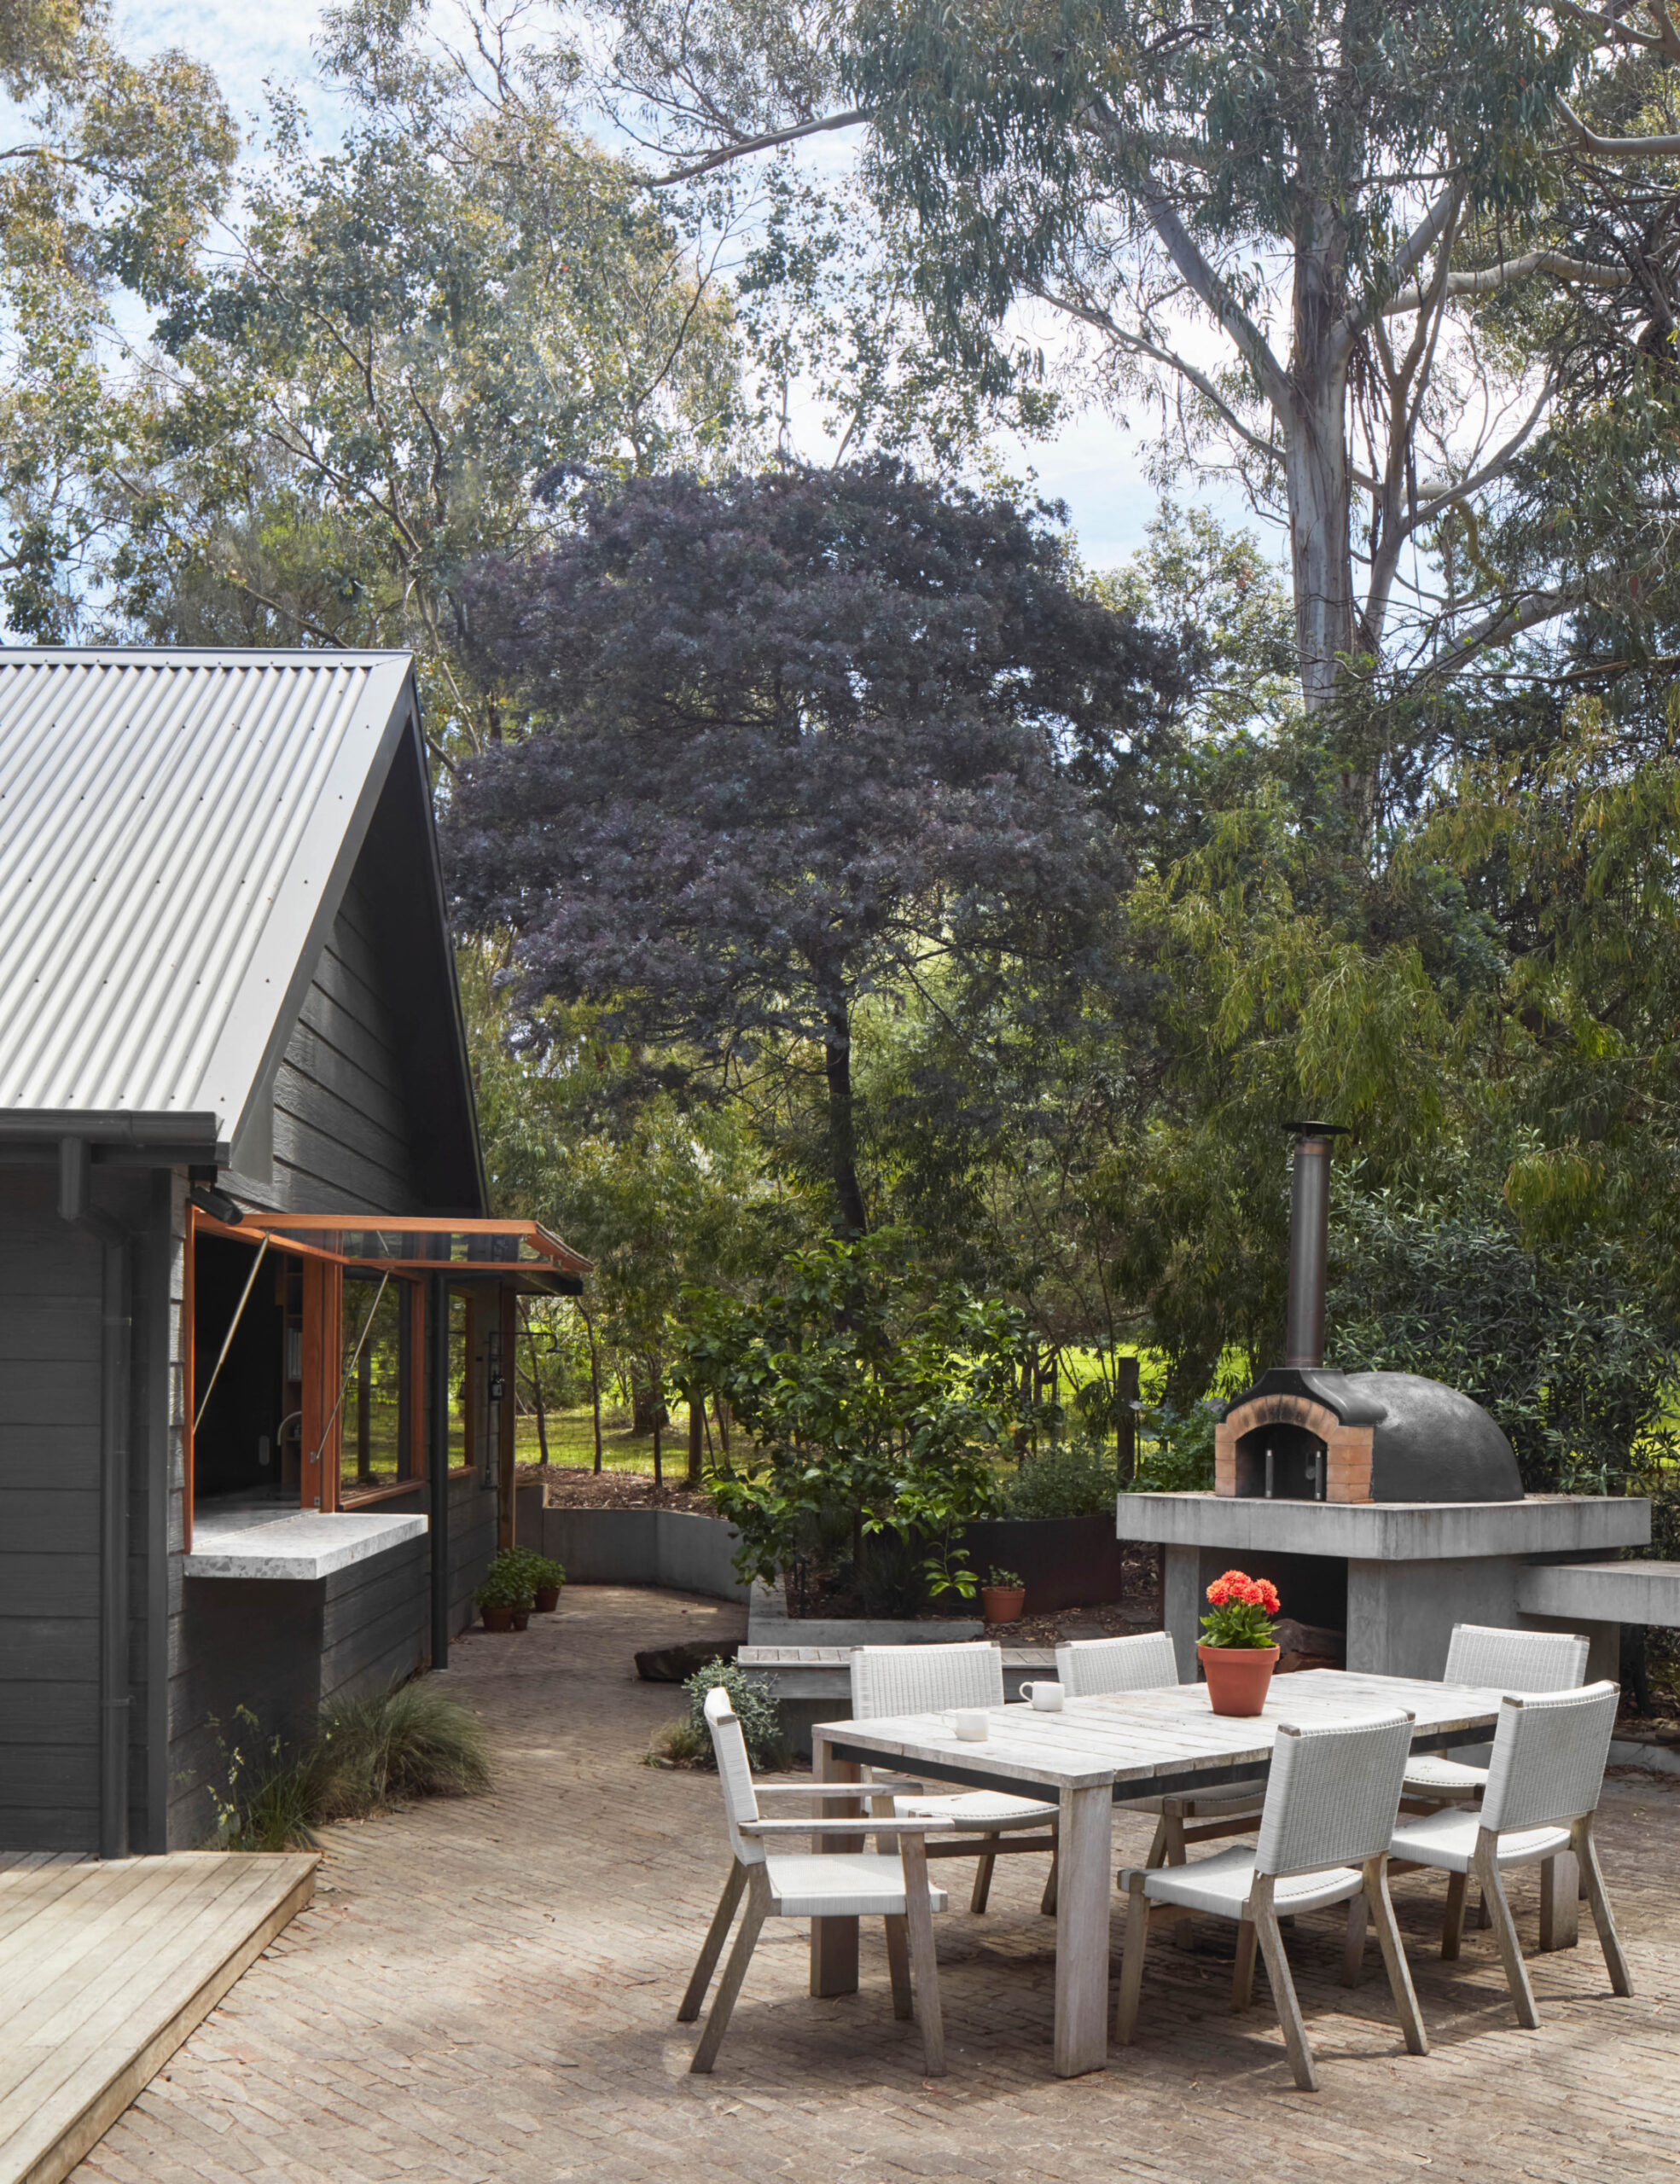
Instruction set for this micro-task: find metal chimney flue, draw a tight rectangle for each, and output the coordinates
[1283,1123,1347,1368]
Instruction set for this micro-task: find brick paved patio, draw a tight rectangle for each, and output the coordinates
[74,1586,1680,2184]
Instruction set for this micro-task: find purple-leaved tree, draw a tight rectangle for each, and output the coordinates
[447,462,1182,1234]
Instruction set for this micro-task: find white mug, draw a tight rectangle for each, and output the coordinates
[1026,1682,1065,1711]
[946,1710,989,1741]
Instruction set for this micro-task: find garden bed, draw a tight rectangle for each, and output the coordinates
[524,1463,719,1518]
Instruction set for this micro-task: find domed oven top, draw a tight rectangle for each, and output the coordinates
[1214,1366,1523,1504]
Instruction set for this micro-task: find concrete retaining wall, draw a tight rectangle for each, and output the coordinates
[514,1491,750,1604]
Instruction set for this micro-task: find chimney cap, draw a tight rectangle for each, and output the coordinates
[1283,1120,1351,1138]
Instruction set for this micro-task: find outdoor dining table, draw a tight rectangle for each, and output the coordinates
[810,1667,1514,2077]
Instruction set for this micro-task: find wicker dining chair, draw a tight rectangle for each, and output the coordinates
[850,1643,1061,1914]
[1055,1631,1267,1943]
[1388,1681,1631,2028]
[679,1687,955,2074]
[1116,1709,1427,2092]
[1404,1623,1590,1804]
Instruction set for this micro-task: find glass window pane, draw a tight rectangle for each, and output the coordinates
[447,1288,474,1468]
[340,1275,408,1498]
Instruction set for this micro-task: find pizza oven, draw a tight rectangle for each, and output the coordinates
[1213,1125,1523,1505]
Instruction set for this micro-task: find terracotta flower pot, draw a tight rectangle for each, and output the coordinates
[510,1606,532,1632]
[481,1604,514,1633]
[981,1584,1026,1624]
[534,1586,561,1613]
[1198,1642,1279,1717]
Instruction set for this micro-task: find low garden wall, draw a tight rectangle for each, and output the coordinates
[514,1490,750,1604]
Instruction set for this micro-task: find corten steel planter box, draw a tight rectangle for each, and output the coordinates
[955,1513,1130,1613]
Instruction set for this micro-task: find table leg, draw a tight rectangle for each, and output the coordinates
[1539,1850,1580,1951]
[1053,1783,1112,2077]
[811,1734,861,1997]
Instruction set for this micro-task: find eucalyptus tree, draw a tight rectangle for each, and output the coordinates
[110,0,745,758]
[593,0,1680,707]
[0,0,234,634]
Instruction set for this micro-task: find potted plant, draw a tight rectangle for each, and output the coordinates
[1198,1569,1282,1716]
[980,1566,1026,1623]
[530,1554,567,1613]
[475,1556,535,1634]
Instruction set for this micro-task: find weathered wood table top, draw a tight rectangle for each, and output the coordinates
[813,1669,1511,1802]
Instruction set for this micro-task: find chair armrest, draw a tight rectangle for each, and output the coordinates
[753,1782,920,1798]
[864,1774,927,1795]
[736,1816,956,1838]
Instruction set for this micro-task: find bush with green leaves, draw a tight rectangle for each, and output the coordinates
[679,1231,1031,1605]
[682,1657,788,1771]
[1000,1437,1120,1519]
[206,1677,491,1849]
[1327,1183,1677,1496]
[475,1548,538,1611]
[1127,1403,1218,1492]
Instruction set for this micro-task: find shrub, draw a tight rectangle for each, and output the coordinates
[205,1677,491,1848]
[475,1548,537,1610]
[314,1679,491,1815]
[683,1656,787,1770]
[999,1438,1119,1519]
[1128,1403,1218,1492]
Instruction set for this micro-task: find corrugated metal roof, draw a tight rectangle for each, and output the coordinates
[0,649,417,1151]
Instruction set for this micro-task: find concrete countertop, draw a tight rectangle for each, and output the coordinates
[184,1504,429,1581]
[1115,1490,1651,1560]
[1518,1559,1680,1625]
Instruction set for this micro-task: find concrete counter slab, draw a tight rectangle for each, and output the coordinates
[184,1507,428,1581]
[1518,1560,1680,1627]
[1116,1491,1649,1560]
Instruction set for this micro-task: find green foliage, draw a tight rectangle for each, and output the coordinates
[682,1232,1030,1600]
[206,1679,491,1848]
[682,1657,788,1770]
[647,1714,710,1766]
[1129,1406,1219,1495]
[475,1549,538,1611]
[1328,1176,1677,1496]
[313,1681,493,1816]
[983,1566,1022,1590]
[999,1439,1119,1520]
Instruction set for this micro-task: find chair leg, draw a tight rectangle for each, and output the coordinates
[1474,1837,1539,2030]
[1145,1813,1170,1866]
[1039,1838,1059,1917]
[900,1834,946,2077]
[1576,1820,1634,1998]
[1341,1887,1367,1989]
[1364,1857,1427,2057]
[1115,1879,1151,2044]
[1441,1871,1468,1961]
[1232,1917,1259,2011]
[678,1862,747,2022]
[1251,1881,1317,2093]
[970,1838,998,1914]
[689,1870,770,2073]
[1160,1807,1195,1952]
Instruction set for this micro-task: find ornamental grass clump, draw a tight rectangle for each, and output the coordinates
[1200,1569,1281,1649]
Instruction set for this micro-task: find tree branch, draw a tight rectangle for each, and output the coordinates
[1383,249,1633,307]
[648,107,870,185]
[1556,96,1680,157]
[1418,583,1589,684]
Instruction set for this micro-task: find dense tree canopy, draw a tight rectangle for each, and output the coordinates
[448,460,1183,1234]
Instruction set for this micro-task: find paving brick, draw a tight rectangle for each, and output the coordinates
[70,1584,1680,2184]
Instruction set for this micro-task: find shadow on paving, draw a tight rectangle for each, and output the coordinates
[73,1585,1680,2184]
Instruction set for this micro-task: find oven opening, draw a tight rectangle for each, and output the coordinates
[1235,1423,1328,1501]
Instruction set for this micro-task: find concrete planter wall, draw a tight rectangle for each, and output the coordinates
[514,1489,749,1604]
[956,1512,1129,1612]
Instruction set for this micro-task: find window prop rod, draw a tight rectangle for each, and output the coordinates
[308,1271,392,1473]
[193,1234,271,1438]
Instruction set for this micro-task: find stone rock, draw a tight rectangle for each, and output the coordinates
[634,1638,741,1683]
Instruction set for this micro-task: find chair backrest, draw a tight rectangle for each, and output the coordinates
[1055,1630,1179,1698]
[1442,1623,1590,1693]
[703,1687,764,1865]
[1253,1711,1415,1878]
[850,1641,1005,1719]
[1479,1682,1619,1834]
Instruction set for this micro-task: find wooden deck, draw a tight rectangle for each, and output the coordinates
[0,1850,317,2184]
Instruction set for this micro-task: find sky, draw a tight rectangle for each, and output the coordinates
[112,0,1261,573]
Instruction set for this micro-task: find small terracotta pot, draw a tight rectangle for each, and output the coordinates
[510,1606,532,1632]
[534,1585,561,1613]
[1199,1642,1280,1716]
[481,1604,514,1633]
[981,1585,1026,1624]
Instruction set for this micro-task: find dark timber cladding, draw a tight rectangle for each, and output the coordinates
[0,649,575,1857]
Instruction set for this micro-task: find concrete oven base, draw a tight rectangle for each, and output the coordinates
[1121,1492,1652,1685]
